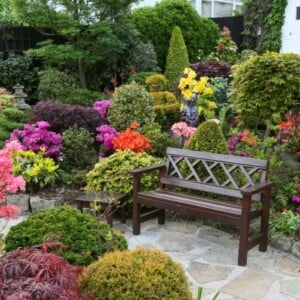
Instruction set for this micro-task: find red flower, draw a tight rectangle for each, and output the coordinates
[279,121,292,130]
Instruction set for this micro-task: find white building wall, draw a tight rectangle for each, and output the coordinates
[281,0,300,54]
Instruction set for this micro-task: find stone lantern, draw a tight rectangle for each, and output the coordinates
[12,83,30,110]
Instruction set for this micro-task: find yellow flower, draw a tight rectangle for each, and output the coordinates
[208,101,217,109]
[204,87,214,95]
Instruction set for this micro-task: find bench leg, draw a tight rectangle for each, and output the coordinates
[238,196,251,266]
[259,191,271,252]
[132,200,141,235]
[157,209,165,225]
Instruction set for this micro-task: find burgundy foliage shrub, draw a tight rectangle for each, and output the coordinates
[189,61,231,79]
[27,101,106,135]
[0,246,82,299]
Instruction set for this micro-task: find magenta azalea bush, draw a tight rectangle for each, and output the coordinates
[292,179,300,212]
[7,121,62,158]
[96,124,119,156]
[93,100,112,121]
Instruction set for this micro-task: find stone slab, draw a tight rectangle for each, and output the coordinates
[221,269,280,300]
[275,255,300,278]
[280,279,300,299]
[6,193,30,212]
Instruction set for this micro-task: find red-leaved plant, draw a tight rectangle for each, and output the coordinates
[112,121,151,153]
[0,245,82,299]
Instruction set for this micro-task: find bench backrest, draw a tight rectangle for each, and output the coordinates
[161,147,269,199]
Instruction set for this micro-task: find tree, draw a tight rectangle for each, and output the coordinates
[164,26,189,90]
[132,0,219,71]
[10,0,139,89]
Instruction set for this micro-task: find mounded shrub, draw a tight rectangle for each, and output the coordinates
[5,206,128,266]
[85,150,158,203]
[79,247,192,300]
[146,74,167,92]
[108,81,156,131]
[164,26,189,90]
[0,247,82,299]
[132,0,219,71]
[186,120,228,154]
[61,125,98,171]
[27,101,105,135]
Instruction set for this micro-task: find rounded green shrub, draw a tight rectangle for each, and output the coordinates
[61,125,98,171]
[5,206,128,266]
[79,247,192,300]
[108,81,156,131]
[85,150,158,203]
[146,74,167,92]
[186,120,228,154]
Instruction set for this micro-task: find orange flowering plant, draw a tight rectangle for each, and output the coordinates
[112,122,151,153]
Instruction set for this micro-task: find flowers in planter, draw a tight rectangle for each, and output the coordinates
[276,111,300,153]
[7,121,62,158]
[178,68,214,100]
[171,122,196,145]
[112,122,151,153]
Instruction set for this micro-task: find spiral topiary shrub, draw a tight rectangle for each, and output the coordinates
[79,247,192,300]
[5,206,128,266]
[108,81,156,131]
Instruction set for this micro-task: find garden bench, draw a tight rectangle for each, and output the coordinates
[129,147,272,266]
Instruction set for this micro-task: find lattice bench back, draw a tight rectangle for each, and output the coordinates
[161,147,269,199]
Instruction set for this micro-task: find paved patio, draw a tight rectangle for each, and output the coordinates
[2,213,300,300]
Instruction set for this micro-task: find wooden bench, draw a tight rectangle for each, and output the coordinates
[129,147,272,266]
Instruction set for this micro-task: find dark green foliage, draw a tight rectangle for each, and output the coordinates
[27,101,105,135]
[164,26,189,90]
[37,68,102,106]
[5,206,128,266]
[128,41,160,73]
[242,0,287,52]
[61,125,98,171]
[108,81,156,131]
[128,71,157,86]
[139,122,177,157]
[0,107,27,148]
[132,0,219,71]
[0,52,39,104]
[186,120,228,154]
[79,248,192,300]
[229,52,300,127]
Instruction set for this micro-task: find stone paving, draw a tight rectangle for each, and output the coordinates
[2,212,300,300]
[116,218,300,300]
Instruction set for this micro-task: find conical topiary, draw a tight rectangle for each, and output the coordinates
[164,26,189,91]
[186,120,228,154]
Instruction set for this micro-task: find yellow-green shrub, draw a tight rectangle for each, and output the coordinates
[79,248,192,300]
[146,73,167,92]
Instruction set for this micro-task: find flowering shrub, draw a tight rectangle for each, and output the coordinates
[112,122,151,153]
[178,68,214,100]
[276,111,300,153]
[0,143,25,218]
[171,122,196,145]
[96,125,119,156]
[228,129,258,156]
[12,150,59,193]
[7,121,62,158]
[93,100,112,120]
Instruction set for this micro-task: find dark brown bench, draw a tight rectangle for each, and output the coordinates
[129,147,272,266]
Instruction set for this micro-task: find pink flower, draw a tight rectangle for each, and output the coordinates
[0,204,21,219]
[4,140,23,153]
[292,194,300,203]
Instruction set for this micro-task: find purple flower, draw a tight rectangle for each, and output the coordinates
[93,100,112,120]
[96,125,119,152]
[292,194,300,203]
[6,122,62,158]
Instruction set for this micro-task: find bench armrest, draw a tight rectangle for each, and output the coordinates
[129,163,166,177]
[241,181,273,196]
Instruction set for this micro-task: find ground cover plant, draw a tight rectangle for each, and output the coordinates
[5,206,128,266]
